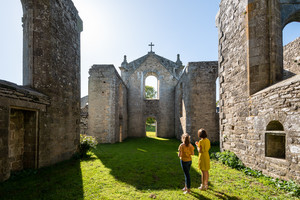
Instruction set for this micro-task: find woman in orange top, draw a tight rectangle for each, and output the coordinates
[178,133,194,194]
[195,128,211,191]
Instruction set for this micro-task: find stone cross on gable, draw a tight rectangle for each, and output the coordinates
[149,42,154,52]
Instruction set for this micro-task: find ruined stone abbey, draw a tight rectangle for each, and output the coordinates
[0,0,299,184]
[86,52,218,144]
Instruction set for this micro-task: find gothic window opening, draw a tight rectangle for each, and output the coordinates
[145,75,158,99]
[145,117,157,137]
[283,22,300,45]
[265,121,285,159]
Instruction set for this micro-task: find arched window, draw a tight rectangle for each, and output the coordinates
[266,121,284,131]
[145,75,159,99]
[283,22,300,45]
[265,121,285,159]
[282,22,300,79]
[145,117,157,137]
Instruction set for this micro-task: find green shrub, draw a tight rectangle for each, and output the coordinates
[268,178,300,197]
[215,151,244,170]
[79,134,98,158]
[242,167,263,178]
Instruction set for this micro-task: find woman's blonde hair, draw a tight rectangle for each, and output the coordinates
[181,133,190,146]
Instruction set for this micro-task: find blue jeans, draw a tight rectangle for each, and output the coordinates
[180,160,192,189]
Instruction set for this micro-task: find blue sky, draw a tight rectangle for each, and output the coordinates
[0,1,299,97]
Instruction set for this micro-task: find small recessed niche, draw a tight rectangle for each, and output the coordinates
[265,121,285,159]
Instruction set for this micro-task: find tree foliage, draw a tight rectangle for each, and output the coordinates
[146,117,156,125]
[145,85,157,99]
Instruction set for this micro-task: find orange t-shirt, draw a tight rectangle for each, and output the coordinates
[178,143,194,162]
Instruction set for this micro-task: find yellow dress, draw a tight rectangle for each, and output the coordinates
[198,138,211,170]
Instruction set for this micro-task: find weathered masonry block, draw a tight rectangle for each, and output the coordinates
[175,62,219,143]
[0,0,82,182]
[88,65,127,143]
[217,0,300,183]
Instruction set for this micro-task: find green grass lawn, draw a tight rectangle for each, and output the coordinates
[0,136,298,200]
[146,131,156,137]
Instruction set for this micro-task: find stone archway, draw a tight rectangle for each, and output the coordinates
[280,0,300,28]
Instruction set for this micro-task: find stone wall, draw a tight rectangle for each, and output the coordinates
[246,0,283,94]
[247,75,300,181]
[88,65,127,143]
[175,62,219,143]
[283,37,300,79]
[217,0,249,155]
[217,0,300,182]
[21,0,82,167]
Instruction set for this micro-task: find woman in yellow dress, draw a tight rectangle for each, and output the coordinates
[195,128,210,190]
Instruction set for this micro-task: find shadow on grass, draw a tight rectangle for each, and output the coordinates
[190,190,212,200]
[0,158,84,200]
[188,182,241,200]
[94,137,204,191]
[206,188,242,200]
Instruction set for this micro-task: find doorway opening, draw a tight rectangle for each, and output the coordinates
[9,108,38,172]
[145,117,157,137]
